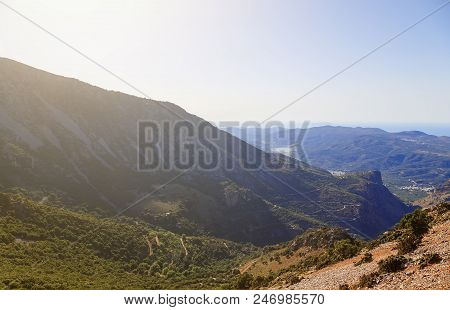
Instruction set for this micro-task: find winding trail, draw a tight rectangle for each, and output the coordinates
[145,236,153,256]
[180,238,188,256]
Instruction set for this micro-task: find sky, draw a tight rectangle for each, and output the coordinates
[1,0,449,129]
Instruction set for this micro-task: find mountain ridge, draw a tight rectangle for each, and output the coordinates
[227,125,449,201]
[0,58,412,243]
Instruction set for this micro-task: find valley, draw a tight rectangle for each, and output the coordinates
[0,58,447,290]
[228,126,450,202]
[0,58,412,243]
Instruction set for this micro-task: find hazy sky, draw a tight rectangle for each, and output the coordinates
[1,0,449,124]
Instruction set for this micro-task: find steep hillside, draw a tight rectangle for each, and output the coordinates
[0,58,411,243]
[236,201,449,290]
[282,203,450,290]
[0,191,256,289]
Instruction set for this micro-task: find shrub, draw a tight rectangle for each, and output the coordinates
[135,262,150,275]
[338,283,350,290]
[435,202,450,215]
[357,272,378,288]
[293,227,352,250]
[378,255,407,273]
[234,273,253,290]
[285,273,302,285]
[399,210,431,237]
[252,275,273,288]
[275,255,282,264]
[397,232,420,254]
[393,209,432,255]
[0,193,11,208]
[0,231,15,244]
[418,253,441,269]
[354,252,373,266]
[330,239,360,260]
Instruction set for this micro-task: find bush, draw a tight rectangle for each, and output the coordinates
[0,231,15,244]
[418,253,441,269]
[399,210,431,237]
[234,273,274,289]
[397,232,420,254]
[285,273,302,285]
[330,239,360,261]
[435,202,450,215]
[252,275,273,288]
[234,273,253,290]
[292,227,352,250]
[338,283,350,290]
[394,209,432,255]
[378,255,407,273]
[0,193,11,210]
[354,252,373,266]
[357,272,378,288]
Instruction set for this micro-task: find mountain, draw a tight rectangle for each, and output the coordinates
[227,126,450,201]
[0,58,411,242]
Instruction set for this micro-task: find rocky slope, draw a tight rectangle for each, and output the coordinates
[270,203,449,290]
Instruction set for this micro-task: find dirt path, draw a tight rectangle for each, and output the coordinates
[145,236,153,256]
[180,238,188,256]
[240,259,257,274]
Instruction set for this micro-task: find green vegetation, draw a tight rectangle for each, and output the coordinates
[0,192,256,289]
[418,253,441,269]
[397,232,420,255]
[234,273,254,290]
[285,273,303,285]
[354,204,449,289]
[378,255,407,273]
[289,228,364,271]
[371,209,432,255]
[233,272,275,290]
[435,202,450,215]
[357,272,379,289]
[338,283,350,290]
[354,252,373,266]
[398,209,431,237]
[236,227,364,288]
[396,209,431,254]
[330,239,361,261]
[289,227,353,251]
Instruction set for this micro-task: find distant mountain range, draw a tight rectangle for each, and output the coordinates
[0,58,412,243]
[227,126,450,201]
